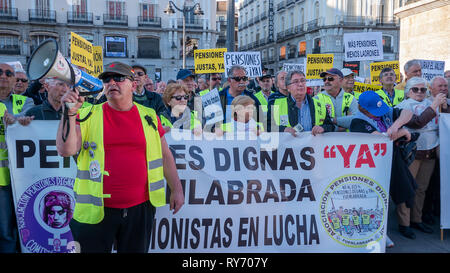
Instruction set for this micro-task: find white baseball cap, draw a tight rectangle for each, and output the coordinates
[341,68,354,77]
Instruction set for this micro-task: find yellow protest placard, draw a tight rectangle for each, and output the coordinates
[194,48,227,74]
[92,46,103,77]
[353,82,382,96]
[370,61,400,85]
[306,54,334,79]
[70,32,94,72]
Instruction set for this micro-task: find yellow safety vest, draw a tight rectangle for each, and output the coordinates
[0,103,10,186]
[272,96,326,128]
[352,215,361,225]
[315,92,354,119]
[253,90,274,113]
[12,94,27,114]
[221,120,265,132]
[159,111,201,130]
[375,89,405,107]
[362,214,370,225]
[342,214,350,226]
[74,102,165,224]
[332,217,341,229]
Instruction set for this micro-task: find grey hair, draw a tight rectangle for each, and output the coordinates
[228,65,246,78]
[430,76,446,87]
[404,59,421,74]
[274,70,287,87]
[405,76,427,96]
[285,70,305,87]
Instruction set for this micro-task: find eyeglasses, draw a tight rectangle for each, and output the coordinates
[211,77,221,81]
[16,78,28,83]
[231,76,248,82]
[0,69,14,77]
[322,76,335,82]
[410,87,427,94]
[289,79,307,85]
[102,75,131,83]
[171,95,189,101]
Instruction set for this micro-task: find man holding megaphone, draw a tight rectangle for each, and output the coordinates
[56,62,185,253]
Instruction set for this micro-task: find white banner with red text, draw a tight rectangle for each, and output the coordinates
[151,132,393,253]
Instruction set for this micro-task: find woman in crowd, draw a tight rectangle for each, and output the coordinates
[161,83,202,135]
[394,77,448,236]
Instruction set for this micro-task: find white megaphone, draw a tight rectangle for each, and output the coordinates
[27,38,103,96]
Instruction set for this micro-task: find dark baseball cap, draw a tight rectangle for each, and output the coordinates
[320,68,344,78]
[176,69,194,80]
[259,74,272,80]
[131,64,147,75]
[98,62,135,80]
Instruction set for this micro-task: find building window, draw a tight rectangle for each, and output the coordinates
[138,37,160,59]
[312,38,321,54]
[279,46,286,60]
[105,36,127,58]
[0,35,19,55]
[35,0,51,10]
[383,35,393,53]
[72,0,87,13]
[288,44,296,59]
[106,0,125,18]
[30,34,56,53]
[0,0,12,10]
[140,3,155,18]
[298,41,306,57]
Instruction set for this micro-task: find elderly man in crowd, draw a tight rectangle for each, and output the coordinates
[396,59,422,91]
[376,67,405,107]
[341,68,357,98]
[13,71,29,95]
[314,68,358,131]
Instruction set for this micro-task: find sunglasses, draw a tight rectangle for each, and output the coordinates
[0,69,14,77]
[231,76,248,82]
[16,78,28,83]
[171,95,189,101]
[211,77,221,81]
[322,76,335,82]
[102,75,131,83]
[410,87,427,94]
[136,72,145,76]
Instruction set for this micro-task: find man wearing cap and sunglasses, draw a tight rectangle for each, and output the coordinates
[314,68,358,131]
[56,62,184,253]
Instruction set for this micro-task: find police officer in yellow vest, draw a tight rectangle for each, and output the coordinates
[376,67,405,107]
[253,74,274,120]
[314,68,358,132]
[0,63,35,253]
[56,62,184,253]
[270,70,335,135]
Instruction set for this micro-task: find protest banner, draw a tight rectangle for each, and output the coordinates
[283,60,306,73]
[70,32,94,73]
[6,121,77,253]
[306,54,334,86]
[353,82,383,97]
[344,32,383,62]
[194,48,227,74]
[151,132,392,253]
[440,113,450,230]
[370,61,400,85]
[201,88,224,125]
[92,46,103,77]
[224,52,262,78]
[418,59,445,82]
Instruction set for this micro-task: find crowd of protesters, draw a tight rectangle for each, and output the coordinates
[0,58,449,253]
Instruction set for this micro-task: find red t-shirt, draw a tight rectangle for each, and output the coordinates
[100,103,165,208]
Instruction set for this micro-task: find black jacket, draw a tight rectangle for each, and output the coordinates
[25,100,62,120]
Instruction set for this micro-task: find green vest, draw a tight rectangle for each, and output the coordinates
[253,90,274,113]
[332,217,341,229]
[272,96,326,128]
[12,94,27,114]
[315,92,354,118]
[221,121,265,132]
[0,103,10,186]
[362,214,370,225]
[352,215,361,225]
[159,111,201,130]
[375,89,405,107]
[74,103,165,224]
[342,214,350,226]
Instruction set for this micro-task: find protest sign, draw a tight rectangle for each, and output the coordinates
[306,54,334,86]
[92,46,103,77]
[151,132,392,253]
[70,32,94,73]
[224,52,262,78]
[283,60,306,73]
[440,113,450,229]
[344,32,383,62]
[353,82,383,97]
[370,61,400,85]
[201,88,224,125]
[194,48,227,74]
[419,59,445,82]
[6,121,77,253]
